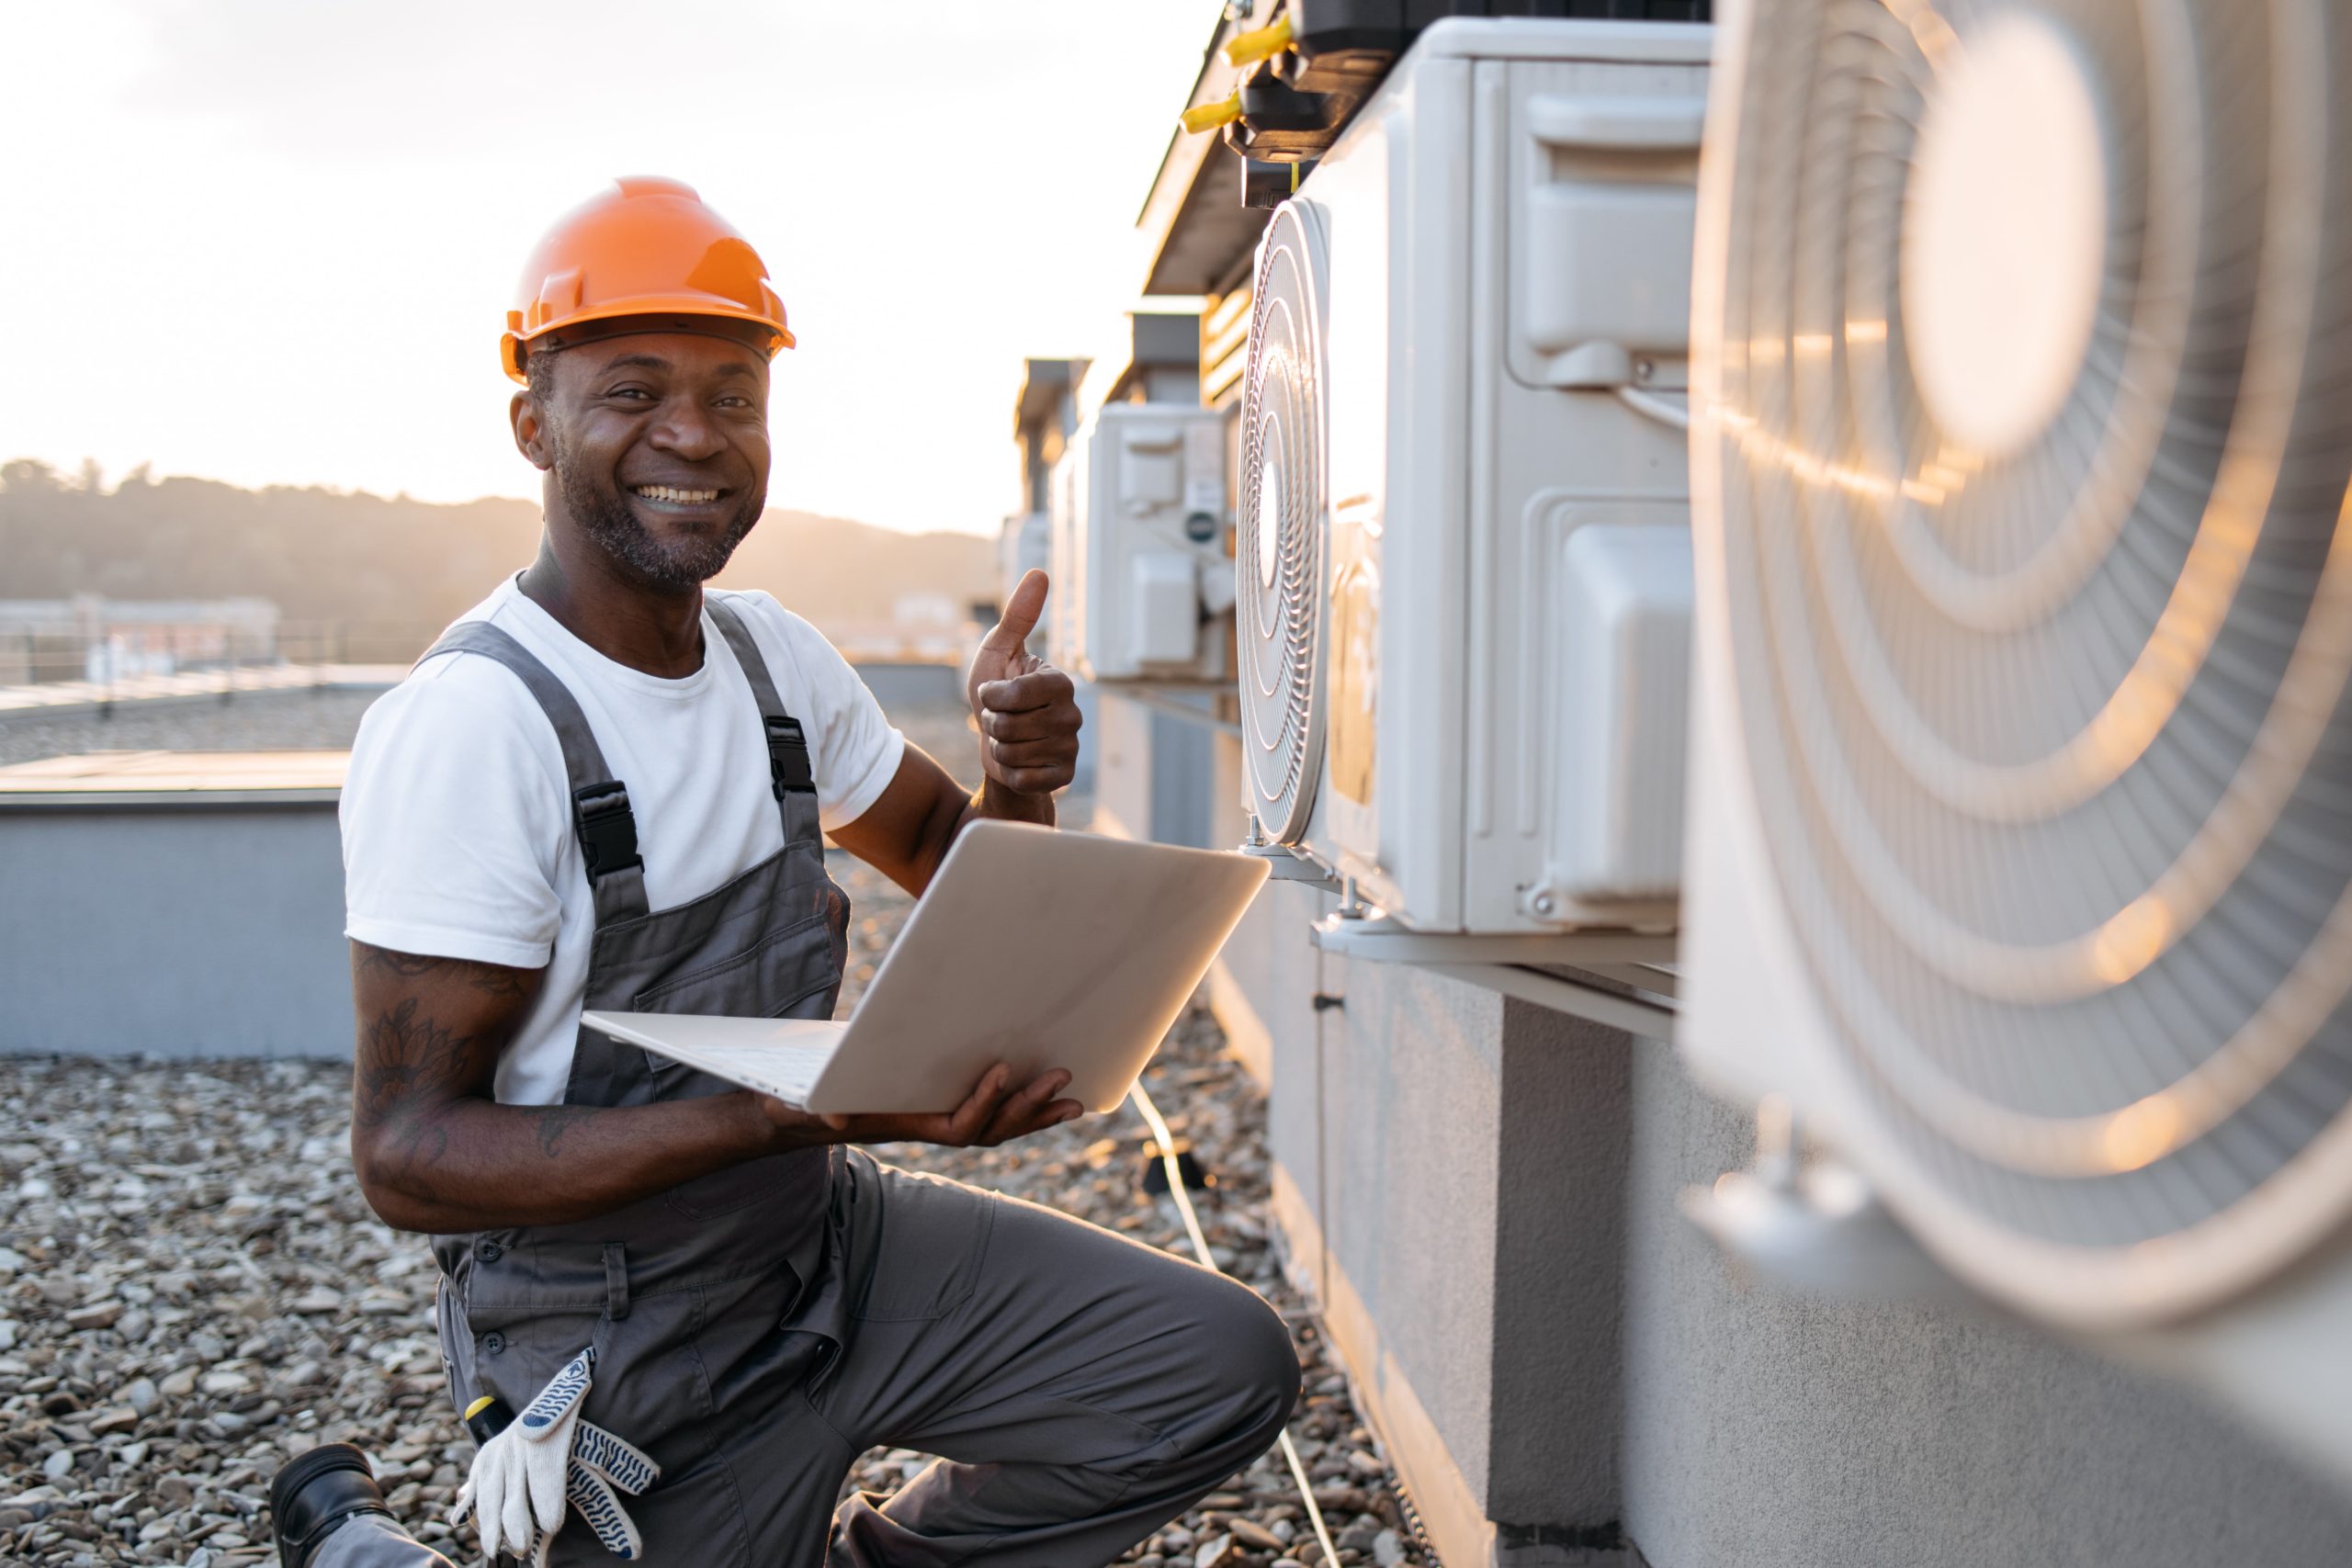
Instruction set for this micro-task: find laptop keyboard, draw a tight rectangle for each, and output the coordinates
[763,1045,831,1103]
[648,1037,837,1106]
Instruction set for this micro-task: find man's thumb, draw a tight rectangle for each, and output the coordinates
[983,569,1049,652]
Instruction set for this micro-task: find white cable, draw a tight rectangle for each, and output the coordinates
[1276,1426,1339,1567]
[1129,1082,1212,1263]
[1615,384,1692,431]
[1128,1080,1340,1568]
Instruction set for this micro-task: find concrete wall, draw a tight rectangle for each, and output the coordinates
[1091,688,1153,843]
[1248,872,1640,1558]
[1090,688,1215,848]
[1619,1041,2352,1568]
[1317,956,1507,1511]
[1113,706,2352,1567]
[0,661,986,1064]
[0,802,352,1057]
[1252,919,2352,1568]
[1487,1001,1629,1533]
[1253,881,1337,1224]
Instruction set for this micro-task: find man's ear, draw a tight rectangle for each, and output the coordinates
[511,389,555,472]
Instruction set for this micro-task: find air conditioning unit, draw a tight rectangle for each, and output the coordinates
[1047,403,1234,684]
[1680,0,2352,1476]
[1236,17,1711,938]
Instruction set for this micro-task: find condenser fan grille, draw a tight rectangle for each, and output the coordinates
[1238,201,1330,847]
[1709,0,2352,1317]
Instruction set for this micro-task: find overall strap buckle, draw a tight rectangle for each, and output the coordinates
[763,716,816,799]
[572,782,643,879]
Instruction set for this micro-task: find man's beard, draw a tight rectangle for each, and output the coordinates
[553,442,759,593]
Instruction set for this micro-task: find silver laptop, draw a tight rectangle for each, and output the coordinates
[582,819,1269,1116]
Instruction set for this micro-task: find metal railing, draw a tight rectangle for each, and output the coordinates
[0,620,441,712]
[0,615,982,715]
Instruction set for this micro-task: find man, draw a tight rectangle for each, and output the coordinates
[269,177,1297,1568]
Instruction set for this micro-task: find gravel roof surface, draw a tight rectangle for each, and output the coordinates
[0,695,1434,1568]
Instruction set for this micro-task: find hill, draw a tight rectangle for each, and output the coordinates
[0,459,998,637]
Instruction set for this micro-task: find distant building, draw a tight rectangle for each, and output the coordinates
[890,591,961,630]
[1012,355,1086,536]
[0,595,279,685]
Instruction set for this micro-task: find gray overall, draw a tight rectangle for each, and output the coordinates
[319,599,1300,1568]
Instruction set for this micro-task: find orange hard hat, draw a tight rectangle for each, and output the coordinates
[501,176,793,384]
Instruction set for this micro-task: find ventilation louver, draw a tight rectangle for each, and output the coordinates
[1687,0,2352,1326]
[1238,200,1331,849]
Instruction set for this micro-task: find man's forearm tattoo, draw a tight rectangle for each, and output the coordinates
[356,997,477,1172]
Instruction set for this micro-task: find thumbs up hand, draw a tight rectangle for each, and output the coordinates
[967,570,1082,800]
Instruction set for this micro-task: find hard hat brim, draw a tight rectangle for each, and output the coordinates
[502,300,794,385]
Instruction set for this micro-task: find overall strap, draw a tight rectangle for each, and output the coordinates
[415,621,652,927]
[703,597,821,844]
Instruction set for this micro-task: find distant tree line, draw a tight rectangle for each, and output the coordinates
[0,459,995,633]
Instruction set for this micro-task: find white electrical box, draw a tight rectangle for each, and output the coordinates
[1236,18,1710,936]
[1049,403,1232,684]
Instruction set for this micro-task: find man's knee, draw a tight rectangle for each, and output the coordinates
[1183,1271,1302,1445]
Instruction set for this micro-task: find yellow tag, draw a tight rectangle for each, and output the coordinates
[1224,15,1295,67]
[1181,94,1244,134]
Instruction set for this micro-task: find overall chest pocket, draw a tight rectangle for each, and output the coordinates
[631,908,840,1020]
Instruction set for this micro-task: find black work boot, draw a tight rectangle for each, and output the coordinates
[268,1442,395,1568]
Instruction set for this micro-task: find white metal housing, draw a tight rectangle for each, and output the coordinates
[1679,0,2352,1478]
[1237,18,1711,935]
[1048,403,1232,684]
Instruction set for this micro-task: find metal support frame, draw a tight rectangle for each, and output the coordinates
[1306,910,1679,1036]
[1420,962,1676,1040]
[1239,840,1345,891]
[1308,910,1677,966]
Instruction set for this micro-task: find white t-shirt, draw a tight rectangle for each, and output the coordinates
[340,578,905,1105]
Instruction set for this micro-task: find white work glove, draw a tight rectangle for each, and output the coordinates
[452,1347,662,1562]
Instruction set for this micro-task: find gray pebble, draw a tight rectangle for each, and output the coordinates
[1232,1518,1285,1551]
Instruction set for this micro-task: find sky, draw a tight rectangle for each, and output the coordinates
[0,1,1222,536]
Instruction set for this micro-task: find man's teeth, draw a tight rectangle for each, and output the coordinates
[633,485,720,503]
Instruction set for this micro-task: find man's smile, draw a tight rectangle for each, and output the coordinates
[628,483,730,513]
